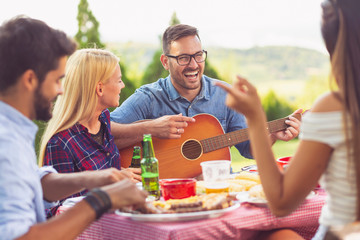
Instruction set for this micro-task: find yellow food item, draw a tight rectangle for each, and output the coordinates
[228,179,259,191]
[228,183,246,192]
[248,184,266,200]
[234,171,261,184]
[200,193,231,210]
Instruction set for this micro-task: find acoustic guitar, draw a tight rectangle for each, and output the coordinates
[120,113,301,179]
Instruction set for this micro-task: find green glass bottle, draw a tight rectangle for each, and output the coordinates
[140,134,160,199]
[130,146,141,168]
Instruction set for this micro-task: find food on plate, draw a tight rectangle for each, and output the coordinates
[119,193,235,214]
[228,182,246,193]
[169,200,203,213]
[248,184,266,200]
[153,195,200,210]
[196,178,257,194]
[200,193,233,210]
[228,179,258,191]
[234,171,261,184]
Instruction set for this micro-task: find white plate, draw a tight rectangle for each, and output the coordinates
[236,192,267,207]
[115,202,240,222]
[236,191,316,207]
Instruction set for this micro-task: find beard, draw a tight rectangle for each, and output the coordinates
[34,88,53,121]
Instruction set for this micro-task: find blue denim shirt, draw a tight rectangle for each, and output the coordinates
[0,101,57,240]
[110,75,252,159]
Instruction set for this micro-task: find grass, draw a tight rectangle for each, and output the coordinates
[230,138,299,172]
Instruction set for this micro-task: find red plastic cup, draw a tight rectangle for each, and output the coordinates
[160,178,196,201]
[277,156,321,189]
[276,156,291,171]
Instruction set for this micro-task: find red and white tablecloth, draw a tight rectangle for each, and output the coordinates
[69,190,325,240]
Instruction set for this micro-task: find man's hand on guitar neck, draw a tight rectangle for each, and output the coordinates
[269,109,303,144]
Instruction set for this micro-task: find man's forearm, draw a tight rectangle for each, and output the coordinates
[111,114,195,150]
[17,200,95,240]
[41,172,88,202]
[111,121,149,150]
[41,168,132,202]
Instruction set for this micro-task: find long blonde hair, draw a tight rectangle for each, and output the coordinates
[39,48,119,166]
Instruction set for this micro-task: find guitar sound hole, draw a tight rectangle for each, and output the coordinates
[181,140,202,160]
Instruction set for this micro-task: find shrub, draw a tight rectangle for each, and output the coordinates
[262,90,295,121]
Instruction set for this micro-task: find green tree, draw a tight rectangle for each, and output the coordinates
[141,49,168,85]
[109,62,136,111]
[204,61,220,79]
[141,12,220,85]
[34,120,46,159]
[74,0,137,107]
[169,12,180,25]
[262,90,294,121]
[75,0,104,49]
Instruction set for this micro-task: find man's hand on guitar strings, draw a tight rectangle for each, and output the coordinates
[148,113,195,139]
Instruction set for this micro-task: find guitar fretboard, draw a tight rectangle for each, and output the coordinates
[200,115,292,153]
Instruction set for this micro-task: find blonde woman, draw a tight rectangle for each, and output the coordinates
[217,0,360,239]
[39,49,141,216]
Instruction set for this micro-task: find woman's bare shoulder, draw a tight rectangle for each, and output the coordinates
[311,91,343,113]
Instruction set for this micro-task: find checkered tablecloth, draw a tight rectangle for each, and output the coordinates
[70,190,325,240]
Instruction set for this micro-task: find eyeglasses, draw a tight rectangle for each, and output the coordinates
[166,50,207,66]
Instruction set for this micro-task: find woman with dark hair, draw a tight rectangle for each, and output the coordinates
[216,0,360,239]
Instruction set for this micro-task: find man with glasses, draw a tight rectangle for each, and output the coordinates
[110,24,301,161]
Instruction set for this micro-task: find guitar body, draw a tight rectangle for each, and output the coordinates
[120,114,231,179]
[119,112,299,179]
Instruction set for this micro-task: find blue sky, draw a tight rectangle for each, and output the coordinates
[0,0,326,52]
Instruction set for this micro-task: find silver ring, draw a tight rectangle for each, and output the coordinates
[177,128,179,134]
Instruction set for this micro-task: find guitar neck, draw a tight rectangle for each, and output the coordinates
[200,115,294,153]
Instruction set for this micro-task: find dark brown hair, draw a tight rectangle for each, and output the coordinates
[0,16,77,93]
[322,0,360,219]
[162,24,200,54]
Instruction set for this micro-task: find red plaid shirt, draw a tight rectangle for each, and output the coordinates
[43,109,121,216]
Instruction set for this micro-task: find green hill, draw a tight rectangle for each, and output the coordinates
[107,42,329,82]
[207,45,329,83]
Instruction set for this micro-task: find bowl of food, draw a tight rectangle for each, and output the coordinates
[160,178,196,201]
